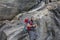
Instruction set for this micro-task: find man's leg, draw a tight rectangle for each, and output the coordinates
[28,31,36,40]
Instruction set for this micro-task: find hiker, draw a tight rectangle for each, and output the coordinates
[23,17,29,33]
[27,17,37,40]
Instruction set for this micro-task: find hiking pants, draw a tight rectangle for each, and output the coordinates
[28,31,37,40]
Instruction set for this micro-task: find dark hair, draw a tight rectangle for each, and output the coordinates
[31,17,34,23]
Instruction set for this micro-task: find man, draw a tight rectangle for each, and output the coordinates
[26,17,37,40]
[23,17,29,33]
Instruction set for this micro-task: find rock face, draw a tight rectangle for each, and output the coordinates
[0,1,18,20]
[36,5,60,40]
[0,0,40,20]
[0,1,60,40]
[48,8,60,40]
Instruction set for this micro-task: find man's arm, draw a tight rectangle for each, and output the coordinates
[27,23,32,27]
[32,24,37,27]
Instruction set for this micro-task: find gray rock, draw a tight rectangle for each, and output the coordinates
[0,0,40,20]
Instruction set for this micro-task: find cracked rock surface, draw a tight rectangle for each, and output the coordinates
[0,1,60,40]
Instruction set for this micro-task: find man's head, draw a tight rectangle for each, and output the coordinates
[31,16,35,20]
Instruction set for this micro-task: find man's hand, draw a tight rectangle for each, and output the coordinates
[27,23,32,27]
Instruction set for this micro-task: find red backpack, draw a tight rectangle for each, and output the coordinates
[24,18,29,23]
